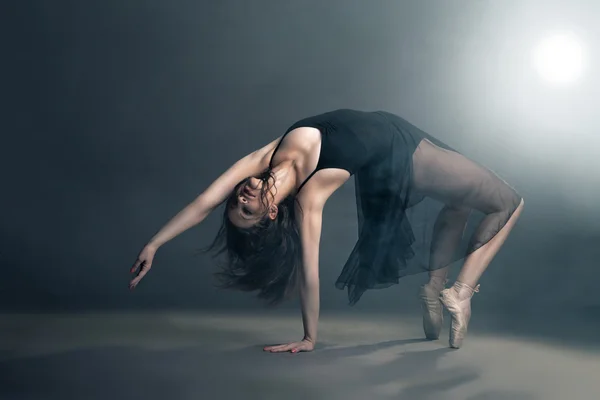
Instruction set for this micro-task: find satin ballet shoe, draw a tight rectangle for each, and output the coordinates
[419,280,446,340]
[439,282,480,349]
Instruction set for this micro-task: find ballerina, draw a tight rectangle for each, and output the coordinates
[129,109,524,350]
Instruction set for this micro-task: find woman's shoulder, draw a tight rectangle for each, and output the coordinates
[273,126,321,161]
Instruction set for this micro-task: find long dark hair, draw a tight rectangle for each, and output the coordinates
[204,169,303,305]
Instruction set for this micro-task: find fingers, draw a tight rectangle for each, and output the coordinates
[129,261,151,289]
[263,342,312,353]
[263,343,292,352]
[130,258,142,274]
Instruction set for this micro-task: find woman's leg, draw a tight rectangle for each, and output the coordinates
[440,198,523,348]
[412,139,524,348]
[456,198,524,287]
[420,205,471,339]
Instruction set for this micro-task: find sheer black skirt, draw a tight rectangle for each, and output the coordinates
[335,112,522,305]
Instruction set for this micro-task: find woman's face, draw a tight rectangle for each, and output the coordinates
[227,177,277,228]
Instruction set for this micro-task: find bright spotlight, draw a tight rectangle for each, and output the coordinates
[532,32,586,85]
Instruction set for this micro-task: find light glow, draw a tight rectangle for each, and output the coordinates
[532,32,586,85]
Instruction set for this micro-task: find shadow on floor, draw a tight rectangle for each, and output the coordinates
[0,329,533,400]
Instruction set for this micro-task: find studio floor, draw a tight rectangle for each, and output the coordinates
[1,311,599,400]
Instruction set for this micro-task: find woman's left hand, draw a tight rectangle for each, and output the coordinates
[263,338,315,353]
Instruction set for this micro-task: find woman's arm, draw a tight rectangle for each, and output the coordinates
[129,137,280,288]
[263,201,325,353]
[298,205,323,344]
[147,137,280,249]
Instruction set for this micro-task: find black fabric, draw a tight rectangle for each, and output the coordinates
[283,109,395,191]
[281,110,522,305]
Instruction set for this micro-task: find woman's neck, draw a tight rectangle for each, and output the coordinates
[269,160,298,204]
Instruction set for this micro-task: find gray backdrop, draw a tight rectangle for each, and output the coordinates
[2,0,599,318]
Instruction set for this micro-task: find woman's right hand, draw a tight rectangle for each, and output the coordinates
[129,244,157,290]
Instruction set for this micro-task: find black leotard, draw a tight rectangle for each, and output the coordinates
[272,109,428,193]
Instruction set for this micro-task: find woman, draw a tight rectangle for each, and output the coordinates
[129,109,524,351]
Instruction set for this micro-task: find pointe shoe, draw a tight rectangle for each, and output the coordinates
[439,282,480,349]
[419,280,446,340]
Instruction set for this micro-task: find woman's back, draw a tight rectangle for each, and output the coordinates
[284,109,400,176]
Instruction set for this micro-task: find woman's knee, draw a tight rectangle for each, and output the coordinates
[506,189,524,214]
[479,186,522,216]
